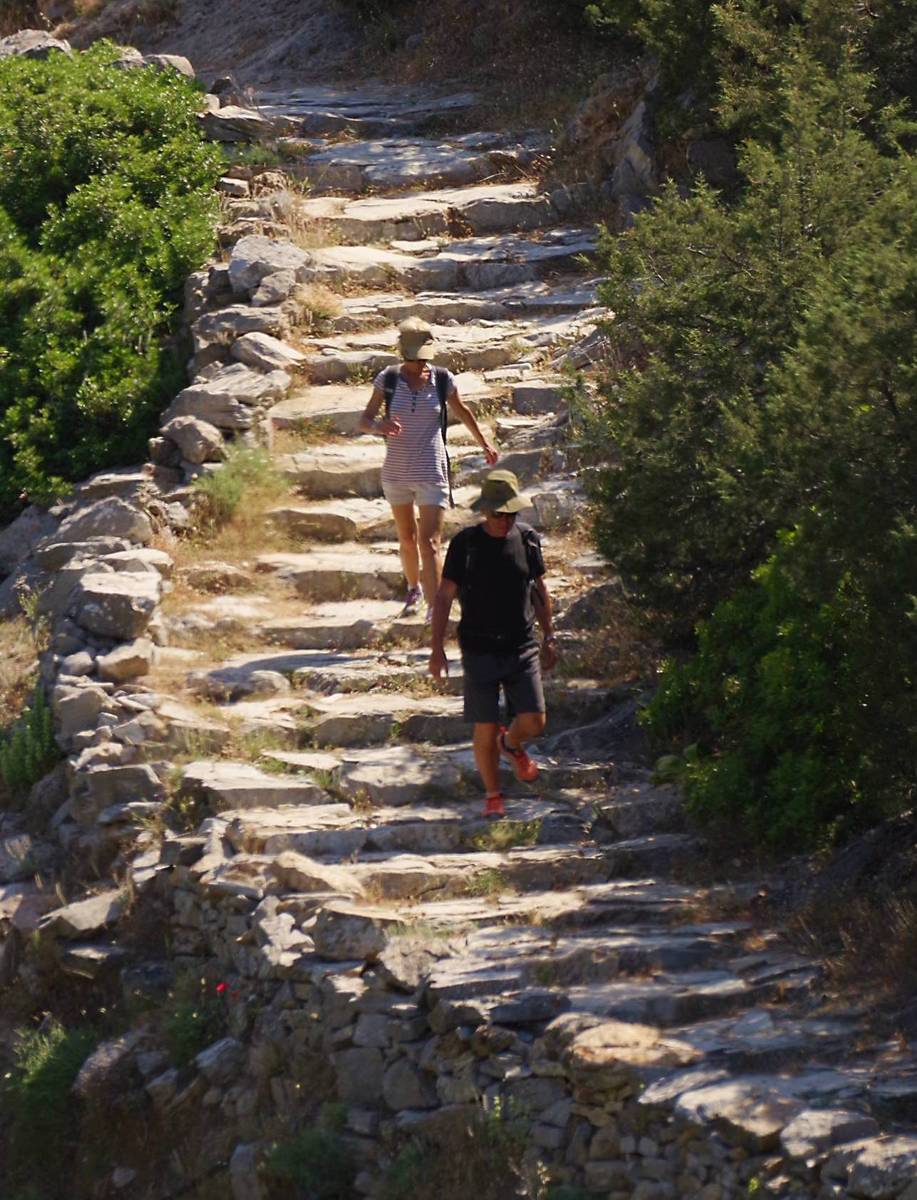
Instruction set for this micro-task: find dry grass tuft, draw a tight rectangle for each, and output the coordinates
[0,614,42,729]
[288,282,344,335]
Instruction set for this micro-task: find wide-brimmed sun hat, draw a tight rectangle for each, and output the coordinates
[470,469,529,514]
[397,316,439,361]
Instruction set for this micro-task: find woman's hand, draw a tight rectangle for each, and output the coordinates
[482,441,498,465]
[375,416,402,437]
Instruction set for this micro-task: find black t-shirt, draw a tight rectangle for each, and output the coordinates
[442,522,545,653]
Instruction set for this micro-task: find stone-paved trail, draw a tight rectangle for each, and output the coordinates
[16,79,917,1199]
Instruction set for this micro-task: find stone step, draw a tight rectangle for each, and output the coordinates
[296,131,549,193]
[299,182,566,244]
[278,440,385,498]
[256,545,403,600]
[222,795,589,859]
[301,691,466,748]
[303,227,598,292]
[266,487,481,547]
[256,85,477,137]
[332,280,603,331]
[286,743,615,808]
[270,372,496,436]
[304,313,595,383]
[180,760,330,810]
[425,923,747,999]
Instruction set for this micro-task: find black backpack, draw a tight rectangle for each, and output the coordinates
[382,365,455,507]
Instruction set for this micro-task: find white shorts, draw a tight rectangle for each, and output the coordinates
[382,480,450,509]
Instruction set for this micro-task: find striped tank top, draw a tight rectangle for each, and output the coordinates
[374,366,456,488]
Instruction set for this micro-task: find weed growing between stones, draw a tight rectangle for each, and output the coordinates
[471,818,542,852]
[192,445,288,529]
[163,973,230,1068]
[0,685,59,807]
[264,1102,356,1200]
[466,869,512,899]
[0,1020,97,1196]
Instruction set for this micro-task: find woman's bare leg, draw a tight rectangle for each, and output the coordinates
[390,503,420,590]
[417,504,445,606]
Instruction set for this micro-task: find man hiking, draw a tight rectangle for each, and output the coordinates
[429,469,558,817]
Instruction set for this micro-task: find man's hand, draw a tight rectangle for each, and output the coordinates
[429,647,449,682]
[540,639,558,672]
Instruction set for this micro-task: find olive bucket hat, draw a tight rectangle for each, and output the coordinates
[398,316,439,361]
[470,469,529,514]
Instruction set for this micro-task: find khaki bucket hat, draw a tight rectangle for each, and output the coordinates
[397,316,439,361]
[470,469,529,514]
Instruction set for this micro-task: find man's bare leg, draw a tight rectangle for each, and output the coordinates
[503,710,546,751]
[473,722,501,795]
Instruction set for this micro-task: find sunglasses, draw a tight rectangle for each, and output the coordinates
[489,511,517,521]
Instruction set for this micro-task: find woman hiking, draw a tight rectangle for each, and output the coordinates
[359,317,498,621]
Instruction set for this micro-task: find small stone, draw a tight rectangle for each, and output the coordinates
[96,638,154,684]
[195,1037,245,1086]
[111,1167,137,1190]
[162,416,225,465]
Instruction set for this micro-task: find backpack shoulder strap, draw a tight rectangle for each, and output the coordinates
[519,525,543,579]
[382,366,400,418]
[433,367,456,509]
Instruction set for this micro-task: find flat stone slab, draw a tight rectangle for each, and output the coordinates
[300,182,560,244]
[257,546,403,600]
[268,492,478,547]
[280,441,385,499]
[261,598,403,647]
[304,227,598,292]
[181,761,329,809]
[301,692,464,747]
[257,84,477,136]
[334,281,602,331]
[299,132,547,193]
[305,314,593,382]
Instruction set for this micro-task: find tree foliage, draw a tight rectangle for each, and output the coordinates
[585,9,917,848]
[0,41,220,519]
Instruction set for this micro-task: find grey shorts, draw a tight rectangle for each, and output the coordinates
[382,480,450,509]
[462,644,545,725]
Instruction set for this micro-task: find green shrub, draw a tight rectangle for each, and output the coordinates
[192,445,287,528]
[265,1127,356,1200]
[0,41,220,519]
[163,974,229,1068]
[0,685,58,806]
[1,1021,97,1194]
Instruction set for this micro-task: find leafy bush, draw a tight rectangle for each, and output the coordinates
[589,45,895,636]
[164,974,229,1068]
[637,138,916,850]
[192,445,287,528]
[1,1021,97,1194]
[0,41,220,520]
[265,1125,356,1200]
[0,685,58,806]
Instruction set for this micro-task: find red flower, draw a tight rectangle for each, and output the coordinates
[215,982,228,994]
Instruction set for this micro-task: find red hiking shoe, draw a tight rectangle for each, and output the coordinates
[498,728,539,783]
[483,793,506,818]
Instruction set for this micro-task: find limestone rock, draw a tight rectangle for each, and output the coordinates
[0,30,71,58]
[71,572,161,640]
[41,888,125,939]
[219,177,251,198]
[192,304,286,351]
[144,53,194,77]
[187,665,291,702]
[312,902,396,961]
[780,1109,879,1160]
[95,639,155,684]
[162,364,291,430]
[99,549,174,578]
[181,762,328,810]
[0,506,57,575]
[251,269,297,306]
[847,1136,917,1198]
[35,536,132,571]
[228,235,311,295]
[162,416,226,465]
[230,1143,263,1200]
[53,498,152,547]
[267,851,362,898]
[180,561,252,592]
[52,683,108,741]
[383,1058,438,1111]
[195,1037,245,1085]
[333,1046,384,1103]
[199,106,286,143]
[231,332,307,373]
[73,1032,141,1099]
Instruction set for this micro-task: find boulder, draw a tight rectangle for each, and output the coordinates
[73,1032,142,1099]
[0,30,71,59]
[53,498,153,547]
[40,888,125,939]
[0,506,57,575]
[98,549,174,578]
[52,683,108,741]
[231,332,307,373]
[229,1144,263,1200]
[192,304,285,351]
[144,53,194,77]
[195,1037,246,1085]
[228,235,311,295]
[383,1059,438,1111]
[251,270,297,306]
[71,572,161,640]
[332,1047,384,1103]
[848,1136,917,1198]
[34,537,132,571]
[95,639,155,684]
[199,106,284,143]
[161,416,226,464]
[219,177,250,198]
[162,364,291,431]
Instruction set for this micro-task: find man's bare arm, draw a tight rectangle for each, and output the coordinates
[532,577,558,670]
[429,577,458,680]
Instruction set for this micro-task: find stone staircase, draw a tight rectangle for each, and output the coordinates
[4,76,917,1200]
